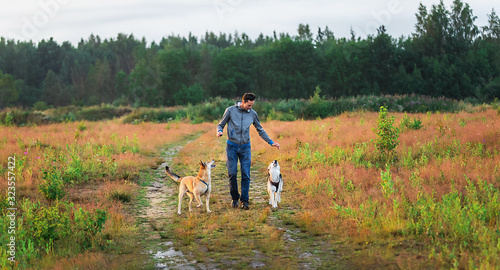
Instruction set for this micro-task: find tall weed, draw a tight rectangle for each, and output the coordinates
[380,165,395,198]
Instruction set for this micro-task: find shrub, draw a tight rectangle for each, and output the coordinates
[0,199,108,267]
[39,167,66,202]
[0,95,480,126]
[266,108,296,121]
[2,112,13,126]
[373,106,399,164]
[122,107,180,124]
[33,101,48,111]
[302,86,330,119]
[77,121,87,132]
[400,113,411,131]
[76,105,132,121]
[410,117,423,130]
[0,109,45,126]
[400,113,423,131]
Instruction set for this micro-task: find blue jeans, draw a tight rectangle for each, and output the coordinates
[226,141,251,203]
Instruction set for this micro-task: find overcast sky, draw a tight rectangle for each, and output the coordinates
[0,0,497,46]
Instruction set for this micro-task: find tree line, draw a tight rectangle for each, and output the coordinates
[0,0,499,109]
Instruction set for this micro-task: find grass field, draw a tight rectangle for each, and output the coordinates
[1,106,499,269]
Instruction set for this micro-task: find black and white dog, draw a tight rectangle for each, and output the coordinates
[267,160,283,208]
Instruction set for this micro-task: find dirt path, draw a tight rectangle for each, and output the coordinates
[135,138,342,269]
[135,144,195,269]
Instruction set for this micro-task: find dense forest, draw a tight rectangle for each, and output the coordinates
[0,0,499,109]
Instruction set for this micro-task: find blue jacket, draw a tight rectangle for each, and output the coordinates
[217,102,274,146]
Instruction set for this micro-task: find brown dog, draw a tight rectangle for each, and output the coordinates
[165,160,215,215]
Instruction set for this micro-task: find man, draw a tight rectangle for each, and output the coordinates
[217,93,280,210]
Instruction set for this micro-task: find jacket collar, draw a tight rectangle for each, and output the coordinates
[236,101,251,113]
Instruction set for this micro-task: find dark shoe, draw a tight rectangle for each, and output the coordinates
[231,200,239,208]
[240,202,249,210]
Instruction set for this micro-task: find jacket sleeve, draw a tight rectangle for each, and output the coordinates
[252,111,274,146]
[217,107,231,133]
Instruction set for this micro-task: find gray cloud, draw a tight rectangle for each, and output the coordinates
[0,0,497,45]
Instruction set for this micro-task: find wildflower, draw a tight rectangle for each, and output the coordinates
[37,157,40,159]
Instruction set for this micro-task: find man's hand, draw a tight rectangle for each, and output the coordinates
[272,142,280,149]
[217,131,223,138]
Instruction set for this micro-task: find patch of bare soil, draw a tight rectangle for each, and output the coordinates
[136,144,196,269]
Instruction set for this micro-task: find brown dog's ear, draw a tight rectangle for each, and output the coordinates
[200,160,205,167]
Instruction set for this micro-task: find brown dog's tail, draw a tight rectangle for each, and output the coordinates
[165,166,181,182]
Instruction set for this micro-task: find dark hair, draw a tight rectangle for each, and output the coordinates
[242,93,256,102]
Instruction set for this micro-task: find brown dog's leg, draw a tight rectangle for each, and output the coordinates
[194,193,203,208]
[178,185,188,215]
[187,193,195,212]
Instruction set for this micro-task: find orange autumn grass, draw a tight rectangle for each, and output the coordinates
[0,120,212,268]
[251,109,500,268]
[0,120,212,192]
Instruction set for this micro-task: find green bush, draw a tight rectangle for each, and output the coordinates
[405,178,500,263]
[373,106,400,164]
[33,101,48,111]
[302,86,330,119]
[76,105,132,121]
[39,167,66,202]
[410,117,423,130]
[0,199,107,268]
[400,113,423,131]
[0,95,482,126]
[266,108,296,121]
[0,109,45,126]
[77,121,87,132]
[121,107,180,124]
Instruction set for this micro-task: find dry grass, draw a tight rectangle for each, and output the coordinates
[254,109,499,202]
[248,109,500,268]
[2,108,498,268]
[0,120,212,269]
[100,180,138,202]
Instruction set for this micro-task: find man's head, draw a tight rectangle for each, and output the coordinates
[241,93,256,111]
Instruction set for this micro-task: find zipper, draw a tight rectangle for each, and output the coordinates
[240,108,244,145]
